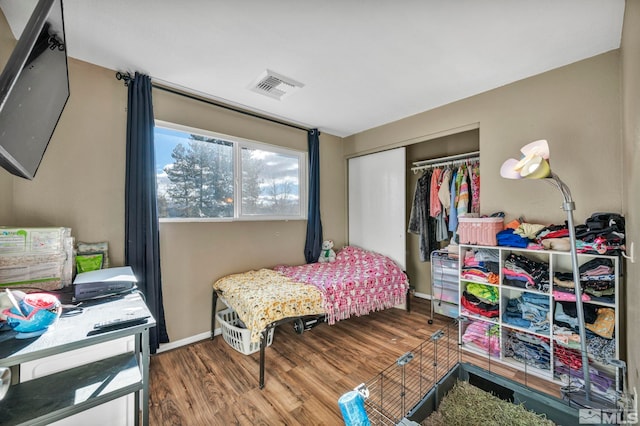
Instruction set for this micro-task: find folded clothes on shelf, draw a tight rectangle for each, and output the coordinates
[503,331,551,370]
[461,320,501,357]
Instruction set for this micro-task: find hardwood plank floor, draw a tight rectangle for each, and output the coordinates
[148,298,558,425]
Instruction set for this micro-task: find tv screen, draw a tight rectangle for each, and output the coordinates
[0,0,69,180]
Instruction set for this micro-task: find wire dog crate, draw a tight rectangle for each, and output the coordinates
[348,315,635,426]
[359,319,461,425]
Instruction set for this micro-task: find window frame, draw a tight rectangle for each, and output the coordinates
[154,120,308,223]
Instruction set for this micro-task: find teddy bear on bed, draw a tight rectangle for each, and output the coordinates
[318,240,337,263]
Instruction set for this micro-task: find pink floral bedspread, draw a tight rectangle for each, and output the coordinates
[273,246,408,325]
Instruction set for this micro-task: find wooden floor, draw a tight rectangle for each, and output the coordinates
[148,298,558,425]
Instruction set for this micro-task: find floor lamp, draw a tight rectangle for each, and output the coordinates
[500,139,592,402]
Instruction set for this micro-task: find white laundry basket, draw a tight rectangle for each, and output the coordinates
[216,308,274,355]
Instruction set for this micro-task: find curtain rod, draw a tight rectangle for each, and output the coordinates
[411,150,479,173]
[115,71,311,133]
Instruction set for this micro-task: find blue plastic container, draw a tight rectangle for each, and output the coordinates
[338,390,370,426]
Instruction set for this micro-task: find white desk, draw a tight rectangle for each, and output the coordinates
[0,293,155,426]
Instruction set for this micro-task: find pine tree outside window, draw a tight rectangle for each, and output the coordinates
[154,121,307,221]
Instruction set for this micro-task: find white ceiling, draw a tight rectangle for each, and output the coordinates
[1,0,626,137]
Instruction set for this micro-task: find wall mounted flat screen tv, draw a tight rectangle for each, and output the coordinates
[0,0,69,180]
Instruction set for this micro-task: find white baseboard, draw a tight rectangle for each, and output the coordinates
[414,292,430,299]
[157,329,220,353]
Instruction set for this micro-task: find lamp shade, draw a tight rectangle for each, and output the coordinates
[500,139,551,179]
[519,139,549,160]
[520,155,550,179]
[499,158,523,179]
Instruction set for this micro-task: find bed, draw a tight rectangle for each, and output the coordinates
[211,245,410,388]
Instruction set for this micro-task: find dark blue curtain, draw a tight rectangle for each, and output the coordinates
[304,129,323,263]
[125,72,169,353]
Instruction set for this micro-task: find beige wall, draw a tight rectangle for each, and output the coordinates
[153,90,346,341]
[345,51,623,226]
[1,22,346,343]
[11,60,128,264]
[621,0,640,392]
[346,50,629,379]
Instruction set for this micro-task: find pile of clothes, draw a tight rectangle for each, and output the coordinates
[552,258,615,304]
[503,331,551,370]
[502,253,550,292]
[553,296,617,399]
[461,320,501,357]
[554,302,615,340]
[580,258,616,303]
[553,343,615,400]
[495,212,625,256]
[502,291,550,334]
[575,212,625,256]
[460,248,500,283]
[553,326,618,402]
[554,362,614,397]
[460,282,499,318]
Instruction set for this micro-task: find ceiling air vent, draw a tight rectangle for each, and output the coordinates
[249,69,304,100]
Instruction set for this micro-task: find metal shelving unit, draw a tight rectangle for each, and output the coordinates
[429,249,460,324]
[0,293,155,426]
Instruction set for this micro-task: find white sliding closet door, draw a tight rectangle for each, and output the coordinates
[348,147,406,269]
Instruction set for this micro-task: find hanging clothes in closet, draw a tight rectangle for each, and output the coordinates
[449,161,481,237]
[409,156,480,261]
[430,168,448,243]
[408,169,438,261]
[470,161,480,214]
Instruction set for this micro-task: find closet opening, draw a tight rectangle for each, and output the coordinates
[405,128,480,300]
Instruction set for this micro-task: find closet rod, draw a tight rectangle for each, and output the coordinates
[412,150,480,168]
[411,151,479,173]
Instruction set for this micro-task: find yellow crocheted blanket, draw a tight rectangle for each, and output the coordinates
[213,269,324,343]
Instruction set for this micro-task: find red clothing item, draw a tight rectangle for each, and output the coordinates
[539,229,569,240]
[555,344,584,370]
[461,295,499,318]
[429,168,443,217]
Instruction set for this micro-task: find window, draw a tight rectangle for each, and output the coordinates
[154,121,307,221]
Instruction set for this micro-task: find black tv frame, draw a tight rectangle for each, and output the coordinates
[0,0,69,180]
